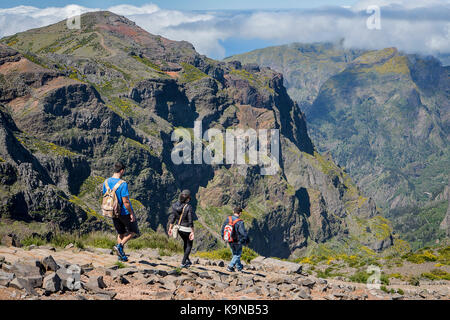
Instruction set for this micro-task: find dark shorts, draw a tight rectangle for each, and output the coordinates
[112,214,140,236]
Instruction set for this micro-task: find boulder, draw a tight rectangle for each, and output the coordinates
[95,293,114,300]
[112,267,138,279]
[86,275,107,290]
[2,263,12,272]
[82,282,117,299]
[279,283,296,292]
[154,269,169,277]
[142,275,159,285]
[0,271,14,286]
[179,285,196,293]
[214,282,230,292]
[295,288,311,300]
[9,277,37,296]
[333,292,348,300]
[197,278,216,289]
[160,276,178,290]
[56,265,81,291]
[43,272,62,293]
[267,274,292,285]
[101,291,117,299]
[9,277,24,290]
[139,268,157,275]
[268,288,280,298]
[198,271,212,279]
[38,246,56,251]
[80,263,94,274]
[174,276,192,286]
[1,233,21,247]
[299,278,316,288]
[41,256,59,272]
[10,262,44,281]
[56,260,71,269]
[118,275,130,285]
[132,272,147,282]
[18,275,43,288]
[167,269,181,277]
[250,257,302,274]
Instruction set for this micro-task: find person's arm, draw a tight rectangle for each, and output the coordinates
[122,196,136,222]
[187,205,195,240]
[120,182,136,222]
[168,208,175,236]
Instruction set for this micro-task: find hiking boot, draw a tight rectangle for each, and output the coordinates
[180,263,190,269]
[113,244,121,256]
[184,260,192,268]
[114,244,126,257]
[227,266,235,272]
[118,255,128,262]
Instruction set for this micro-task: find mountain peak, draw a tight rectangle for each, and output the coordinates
[78,11,138,31]
[1,10,198,65]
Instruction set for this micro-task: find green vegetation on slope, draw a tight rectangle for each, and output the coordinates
[179,62,208,83]
[387,201,448,250]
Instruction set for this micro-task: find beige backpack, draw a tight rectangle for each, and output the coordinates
[102,179,125,218]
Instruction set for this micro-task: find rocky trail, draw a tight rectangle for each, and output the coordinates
[0,245,448,301]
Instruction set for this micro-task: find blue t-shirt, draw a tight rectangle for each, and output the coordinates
[102,178,133,215]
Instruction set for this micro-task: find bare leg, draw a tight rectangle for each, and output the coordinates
[117,234,124,245]
[119,232,135,246]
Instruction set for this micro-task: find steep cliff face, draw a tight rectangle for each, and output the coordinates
[307,48,449,211]
[441,198,450,237]
[0,12,391,258]
[226,45,450,214]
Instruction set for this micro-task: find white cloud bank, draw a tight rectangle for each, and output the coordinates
[0,1,449,60]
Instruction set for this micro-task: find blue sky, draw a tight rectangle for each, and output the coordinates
[1,1,358,10]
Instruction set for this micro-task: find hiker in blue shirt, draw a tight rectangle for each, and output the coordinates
[103,162,139,262]
[221,207,249,272]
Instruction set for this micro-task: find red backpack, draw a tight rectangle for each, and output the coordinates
[223,216,241,242]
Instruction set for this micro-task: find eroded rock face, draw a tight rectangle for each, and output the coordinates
[0,44,21,65]
[440,183,450,236]
[129,78,195,127]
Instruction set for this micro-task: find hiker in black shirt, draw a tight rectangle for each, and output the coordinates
[168,190,195,268]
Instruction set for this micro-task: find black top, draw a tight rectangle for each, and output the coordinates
[169,201,194,228]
